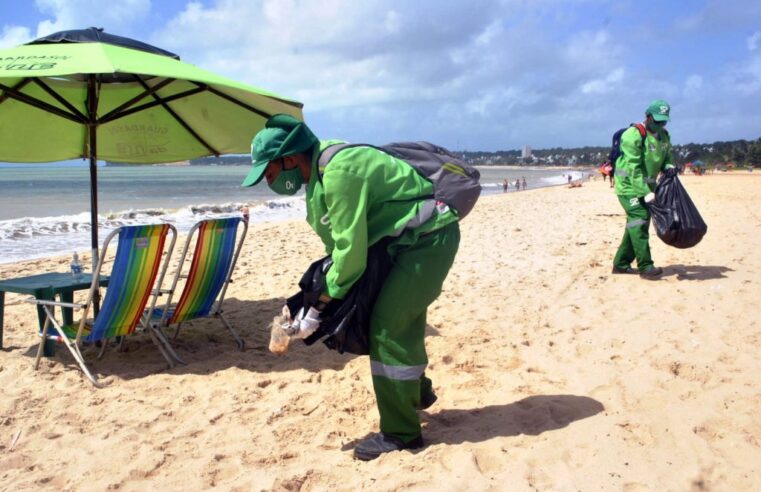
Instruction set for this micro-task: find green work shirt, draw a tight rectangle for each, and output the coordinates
[614,126,674,197]
[304,140,458,299]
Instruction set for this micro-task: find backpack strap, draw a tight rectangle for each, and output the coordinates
[631,122,647,155]
[316,142,439,231]
[632,123,650,178]
[317,143,374,183]
[318,143,360,170]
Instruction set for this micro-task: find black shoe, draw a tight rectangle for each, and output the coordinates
[611,266,638,274]
[418,389,438,410]
[353,433,424,461]
[639,266,663,279]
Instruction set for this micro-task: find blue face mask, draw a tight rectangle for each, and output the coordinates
[268,166,303,195]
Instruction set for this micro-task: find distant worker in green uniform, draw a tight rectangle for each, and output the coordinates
[612,99,678,279]
[242,114,461,460]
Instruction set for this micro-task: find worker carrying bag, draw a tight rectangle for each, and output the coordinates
[648,173,707,249]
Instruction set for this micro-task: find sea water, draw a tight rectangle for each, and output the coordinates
[0,163,585,264]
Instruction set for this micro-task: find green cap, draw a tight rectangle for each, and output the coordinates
[646,99,671,122]
[241,114,318,187]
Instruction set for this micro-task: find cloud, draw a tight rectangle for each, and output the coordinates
[34,0,152,37]
[684,74,703,94]
[725,51,761,96]
[749,31,761,51]
[0,25,32,48]
[15,0,725,149]
[152,1,501,109]
[149,1,689,148]
[674,0,761,34]
[581,68,625,94]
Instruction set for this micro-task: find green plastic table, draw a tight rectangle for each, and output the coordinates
[0,272,108,356]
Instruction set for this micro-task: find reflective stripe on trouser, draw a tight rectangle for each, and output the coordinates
[613,195,653,271]
[369,221,460,442]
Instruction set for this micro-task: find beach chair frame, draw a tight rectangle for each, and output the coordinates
[25,224,177,387]
[154,217,247,357]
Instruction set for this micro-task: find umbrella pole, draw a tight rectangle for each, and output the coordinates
[88,153,98,270]
[87,75,101,315]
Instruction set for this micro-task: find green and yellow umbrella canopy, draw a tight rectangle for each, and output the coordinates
[0,29,303,163]
[0,28,303,265]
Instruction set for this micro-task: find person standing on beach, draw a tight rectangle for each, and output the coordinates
[242,114,460,461]
[612,99,678,279]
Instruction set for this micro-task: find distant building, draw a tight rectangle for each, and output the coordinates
[521,145,532,158]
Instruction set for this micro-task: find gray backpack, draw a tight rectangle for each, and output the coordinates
[318,141,482,219]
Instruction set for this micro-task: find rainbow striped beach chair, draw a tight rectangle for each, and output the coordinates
[25,224,177,387]
[152,217,247,356]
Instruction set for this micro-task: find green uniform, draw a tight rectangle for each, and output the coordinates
[613,126,674,271]
[305,141,460,442]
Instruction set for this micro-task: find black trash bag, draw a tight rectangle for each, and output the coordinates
[648,174,707,248]
[285,239,393,355]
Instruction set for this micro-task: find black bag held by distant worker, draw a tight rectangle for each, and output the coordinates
[648,173,707,249]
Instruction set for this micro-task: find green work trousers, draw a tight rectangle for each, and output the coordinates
[369,221,460,443]
[613,195,653,271]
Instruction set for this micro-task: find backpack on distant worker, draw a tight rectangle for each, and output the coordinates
[318,141,482,220]
[599,123,647,177]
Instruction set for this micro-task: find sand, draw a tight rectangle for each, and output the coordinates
[0,174,759,491]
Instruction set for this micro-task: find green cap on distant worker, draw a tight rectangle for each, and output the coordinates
[241,114,318,187]
[646,99,671,122]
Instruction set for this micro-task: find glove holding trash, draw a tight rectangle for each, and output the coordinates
[269,305,323,355]
[291,306,322,338]
[270,241,392,356]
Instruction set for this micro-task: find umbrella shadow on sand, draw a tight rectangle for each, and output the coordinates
[421,395,605,446]
[663,264,733,280]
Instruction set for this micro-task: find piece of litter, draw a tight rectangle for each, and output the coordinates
[9,429,21,452]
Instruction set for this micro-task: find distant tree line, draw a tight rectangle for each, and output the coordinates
[462,137,761,168]
[174,137,761,169]
[189,155,250,166]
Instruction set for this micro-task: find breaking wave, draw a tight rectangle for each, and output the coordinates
[0,197,305,264]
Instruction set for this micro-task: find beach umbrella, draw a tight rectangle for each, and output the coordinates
[0,27,303,268]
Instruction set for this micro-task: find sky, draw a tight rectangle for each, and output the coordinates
[1,0,760,152]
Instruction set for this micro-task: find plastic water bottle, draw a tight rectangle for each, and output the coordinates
[268,306,294,355]
[70,252,83,281]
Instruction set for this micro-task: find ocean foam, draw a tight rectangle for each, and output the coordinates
[0,170,589,264]
[0,197,306,264]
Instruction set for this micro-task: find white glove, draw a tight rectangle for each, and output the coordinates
[288,306,321,339]
[644,192,655,204]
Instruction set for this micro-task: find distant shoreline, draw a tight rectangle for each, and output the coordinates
[475,164,595,171]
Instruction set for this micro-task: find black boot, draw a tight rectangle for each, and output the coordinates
[353,432,424,461]
[639,266,663,279]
